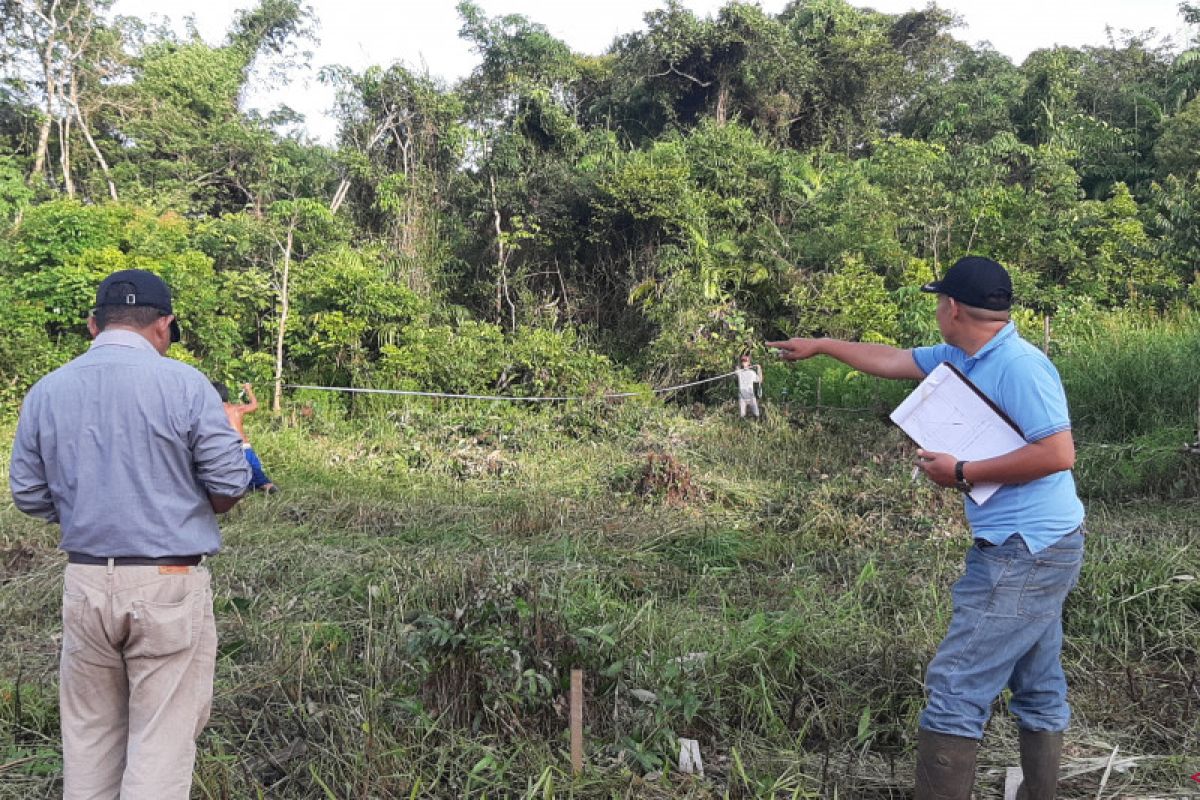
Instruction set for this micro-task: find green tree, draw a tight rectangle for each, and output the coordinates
[324,62,465,293]
[901,45,1023,146]
[779,0,956,152]
[95,0,315,214]
[1154,95,1200,177]
[1146,172,1200,293]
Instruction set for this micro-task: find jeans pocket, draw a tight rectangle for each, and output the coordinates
[1019,557,1081,619]
[956,547,1016,613]
[127,594,197,659]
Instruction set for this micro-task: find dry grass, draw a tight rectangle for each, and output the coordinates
[1,406,1197,798]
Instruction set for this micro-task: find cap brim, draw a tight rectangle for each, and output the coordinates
[169,318,181,343]
[920,281,942,294]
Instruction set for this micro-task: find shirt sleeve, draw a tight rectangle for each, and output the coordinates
[188,376,252,497]
[9,391,59,522]
[911,343,957,376]
[995,354,1073,442]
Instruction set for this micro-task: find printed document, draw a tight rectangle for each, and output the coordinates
[890,362,1027,505]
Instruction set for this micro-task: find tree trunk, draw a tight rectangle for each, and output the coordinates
[489,174,516,330]
[32,116,53,185]
[715,80,730,126]
[71,75,117,201]
[29,0,62,185]
[329,177,350,215]
[59,114,73,197]
[273,225,294,413]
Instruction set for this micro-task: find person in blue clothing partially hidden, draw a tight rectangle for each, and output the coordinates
[768,256,1085,800]
[212,380,279,494]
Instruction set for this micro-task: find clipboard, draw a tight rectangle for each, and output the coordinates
[889,362,1027,505]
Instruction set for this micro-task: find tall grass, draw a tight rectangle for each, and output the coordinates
[2,402,1196,798]
[1052,307,1200,498]
[1055,306,1200,442]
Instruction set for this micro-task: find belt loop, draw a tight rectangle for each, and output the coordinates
[106,557,115,575]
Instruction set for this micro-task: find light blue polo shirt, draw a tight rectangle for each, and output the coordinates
[911,323,1085,552]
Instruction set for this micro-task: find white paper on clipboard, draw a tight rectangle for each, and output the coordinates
[890,362,1027,505]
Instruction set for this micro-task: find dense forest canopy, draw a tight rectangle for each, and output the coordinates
[1,0,1199,409]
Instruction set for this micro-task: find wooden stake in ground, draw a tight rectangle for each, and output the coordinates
[570,669,584,776]
[1003,766,1023,800]
[679,737,704,775]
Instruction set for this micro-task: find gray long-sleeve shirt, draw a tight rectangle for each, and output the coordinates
[9,329,251,558]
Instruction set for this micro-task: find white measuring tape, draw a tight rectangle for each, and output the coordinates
[284,371,738,403]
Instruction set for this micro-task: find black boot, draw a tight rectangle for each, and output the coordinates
[1015,729,1063,800]
[914,728,979,800]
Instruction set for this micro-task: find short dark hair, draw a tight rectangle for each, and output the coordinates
[93,305,165,331]
[210,381,230,402]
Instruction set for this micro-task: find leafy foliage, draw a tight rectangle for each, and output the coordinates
[0,0,1195,437]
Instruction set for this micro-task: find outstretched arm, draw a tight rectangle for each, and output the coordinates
[765,338,924,381]
[240,383,259,413]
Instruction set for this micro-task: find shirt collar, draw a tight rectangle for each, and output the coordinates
[967,321,1017,361]
[90,328,160,353]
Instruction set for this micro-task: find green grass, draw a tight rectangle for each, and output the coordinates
[1054,306,1200,443]
[1,403,1197,798]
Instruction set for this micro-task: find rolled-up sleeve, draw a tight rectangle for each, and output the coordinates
[10,393,59,522]
[189,381,252,497]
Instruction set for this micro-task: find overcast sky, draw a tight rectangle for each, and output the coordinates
[109,0,1196,144]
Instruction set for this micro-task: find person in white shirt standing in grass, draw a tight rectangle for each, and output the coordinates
[735,353,763,419]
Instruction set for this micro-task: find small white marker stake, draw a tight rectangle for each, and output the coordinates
[1003,766,1023,800]
[679,737,704,776]
[570,669,583,776]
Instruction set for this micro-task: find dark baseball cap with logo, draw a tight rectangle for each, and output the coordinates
[920,256,1013,311]
[94,269,181,342]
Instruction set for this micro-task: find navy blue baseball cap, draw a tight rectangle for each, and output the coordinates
[920,256,1013,311]
[94,269,181,342]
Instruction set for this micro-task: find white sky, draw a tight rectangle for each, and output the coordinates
[110,0,1195,144]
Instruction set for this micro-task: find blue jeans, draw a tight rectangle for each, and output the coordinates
[243,446,272,488]
[920,529,1084,739]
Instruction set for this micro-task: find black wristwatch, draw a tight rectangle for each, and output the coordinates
[954,460,974,493]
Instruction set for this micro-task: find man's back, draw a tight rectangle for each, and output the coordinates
[10,268,251,800]
[11,330,249,558]
[222,402,249,440]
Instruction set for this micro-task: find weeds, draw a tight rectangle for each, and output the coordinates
[1,391,1197,798]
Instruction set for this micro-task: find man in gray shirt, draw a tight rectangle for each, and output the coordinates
[9,269,250,799]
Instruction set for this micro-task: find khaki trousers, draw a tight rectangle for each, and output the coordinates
[60,563,217,800]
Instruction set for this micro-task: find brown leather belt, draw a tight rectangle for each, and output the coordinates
[66,553,203,566]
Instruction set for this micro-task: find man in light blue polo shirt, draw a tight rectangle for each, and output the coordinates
[768,256,1084,800]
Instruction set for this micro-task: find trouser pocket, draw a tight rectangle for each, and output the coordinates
[126,592,200,659]
[61,591,86,656]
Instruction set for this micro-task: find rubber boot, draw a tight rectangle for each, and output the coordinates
[1015,729,1063,800]
[914,728,979,800]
